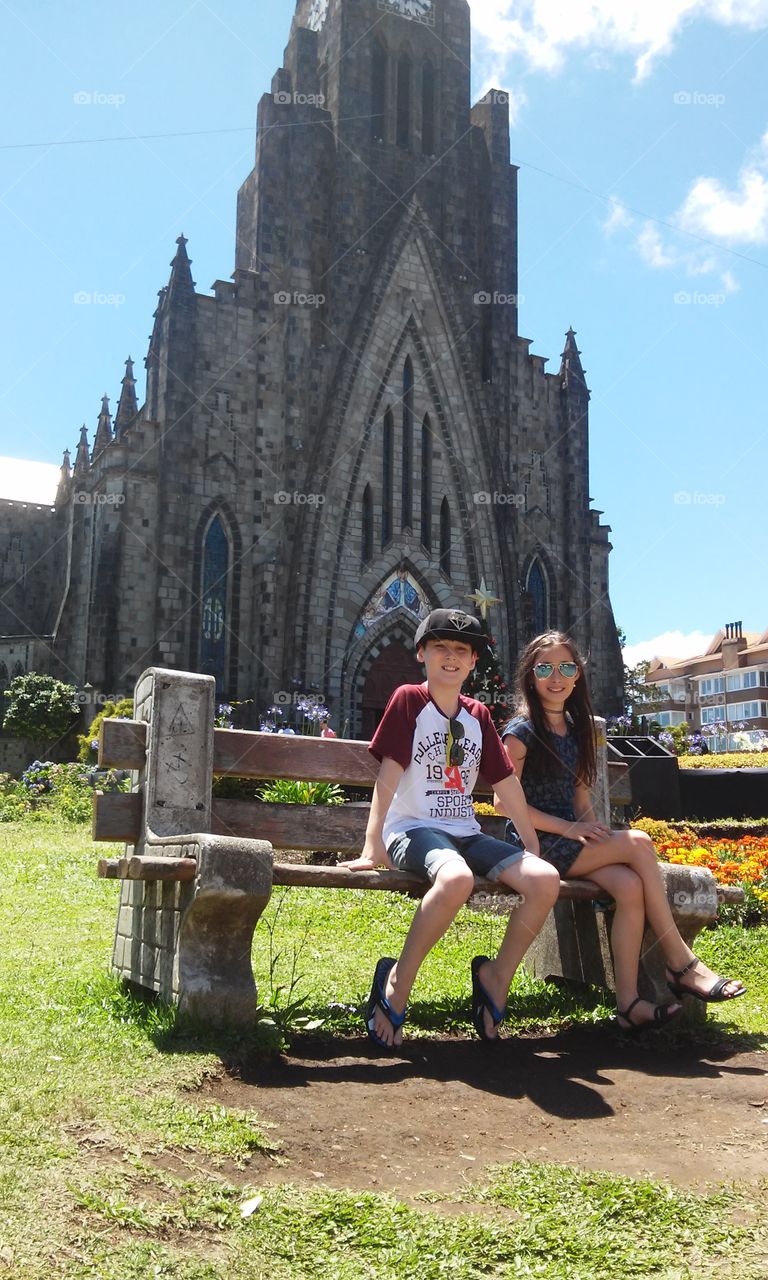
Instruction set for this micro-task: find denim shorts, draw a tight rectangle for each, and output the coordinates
[388,826,529,884]
[505,820,583,876]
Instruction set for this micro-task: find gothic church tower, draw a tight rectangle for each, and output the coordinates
[14,0,623,728]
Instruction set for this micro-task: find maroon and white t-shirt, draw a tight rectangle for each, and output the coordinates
[369,683,516,849]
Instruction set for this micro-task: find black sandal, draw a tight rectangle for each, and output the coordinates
[616,996,681,1033]
[667,956,746,1003]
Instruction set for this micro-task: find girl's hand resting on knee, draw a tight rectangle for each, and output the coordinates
[567,821,612,844]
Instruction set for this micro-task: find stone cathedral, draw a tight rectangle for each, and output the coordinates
[0,0,623,737]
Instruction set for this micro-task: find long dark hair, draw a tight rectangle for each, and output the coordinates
[511,631,597,788]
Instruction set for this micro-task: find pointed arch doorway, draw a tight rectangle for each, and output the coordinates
[361,641,423,740]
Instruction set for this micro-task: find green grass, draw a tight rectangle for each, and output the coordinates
[0,819,767,1278]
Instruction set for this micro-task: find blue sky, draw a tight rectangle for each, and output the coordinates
[1,0,766,662]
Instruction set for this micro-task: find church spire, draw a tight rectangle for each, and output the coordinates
[56,448,71,505]
[93,394,113,457]
[560,328,589,398]
[114,357,138,436]
[168,234,195,297]
[74,425,90,476]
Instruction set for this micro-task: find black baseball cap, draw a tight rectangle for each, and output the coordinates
[414,609,490,654]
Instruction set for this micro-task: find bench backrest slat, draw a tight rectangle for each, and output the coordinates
[92,793,507,851]
[99,718,502,792]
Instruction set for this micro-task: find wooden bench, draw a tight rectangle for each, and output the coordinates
[93,667,742,1028]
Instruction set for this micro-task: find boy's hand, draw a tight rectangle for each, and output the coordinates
[340,837,392,872]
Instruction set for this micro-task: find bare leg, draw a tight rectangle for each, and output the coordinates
[568,830,743,998]
[586,863,681,1025]
[372,862,475,1047]
[475,856,561,1039]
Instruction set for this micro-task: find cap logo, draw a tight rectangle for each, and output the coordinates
[448,610,473,629]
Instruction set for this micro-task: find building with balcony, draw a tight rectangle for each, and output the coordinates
[645,622,768,750]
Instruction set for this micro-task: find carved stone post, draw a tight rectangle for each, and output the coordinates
[111,668,273,1026]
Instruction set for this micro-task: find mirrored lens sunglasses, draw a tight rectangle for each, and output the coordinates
[533,661,579,680]
[447,717,465,766]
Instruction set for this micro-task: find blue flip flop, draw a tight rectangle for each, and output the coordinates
[471,955,506,1043]
[366,957,406,1048]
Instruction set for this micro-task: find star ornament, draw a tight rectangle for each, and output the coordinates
[466,579,502,621]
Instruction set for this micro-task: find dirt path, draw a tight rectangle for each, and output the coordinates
[208,1030,768,1196]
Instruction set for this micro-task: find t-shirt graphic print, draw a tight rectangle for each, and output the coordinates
[368,683,515,849]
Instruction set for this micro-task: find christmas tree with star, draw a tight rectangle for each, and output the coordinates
[464,623,513,731]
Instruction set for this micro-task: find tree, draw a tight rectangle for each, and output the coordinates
[464,626,512,732]
[3,673,80,751]
[624,659,664,721]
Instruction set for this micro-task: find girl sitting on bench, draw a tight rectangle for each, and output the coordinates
[495,631,746,1031]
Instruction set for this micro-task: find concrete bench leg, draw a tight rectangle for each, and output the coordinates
[112,837,274,1027]
[176,840,274,1025]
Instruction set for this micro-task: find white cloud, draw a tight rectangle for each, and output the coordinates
[677,131,768,244]
[468,1,768,84]
[603,197,632,235]
[0,457,59,505]
[721,268,740,292]
[636,221,677,268]
[622,629,713,668]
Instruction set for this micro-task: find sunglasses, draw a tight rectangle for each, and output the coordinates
[447,718,465,767]
[533,661,578,680]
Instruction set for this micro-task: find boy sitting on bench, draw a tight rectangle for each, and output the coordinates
[343,609,561,1046]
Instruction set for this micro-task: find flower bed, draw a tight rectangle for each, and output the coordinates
[678,753,768,769]
[655,832,768,926]
[0,760,128,823]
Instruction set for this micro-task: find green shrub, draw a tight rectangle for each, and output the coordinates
[7,760,129,824]
[679,752,768,769]
[77,698,134,763]
[2,672,79,748]
[258,780,345,805]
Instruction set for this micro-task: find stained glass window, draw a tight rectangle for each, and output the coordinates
[402,358,414,530]
[200,516,229,696]
[527,559,550,635]
[440,497,451,577]
[362,484,374,564]
[421,415,432,551]
[382,409,394,547]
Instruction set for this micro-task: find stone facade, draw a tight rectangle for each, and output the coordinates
[1,0,623,733]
